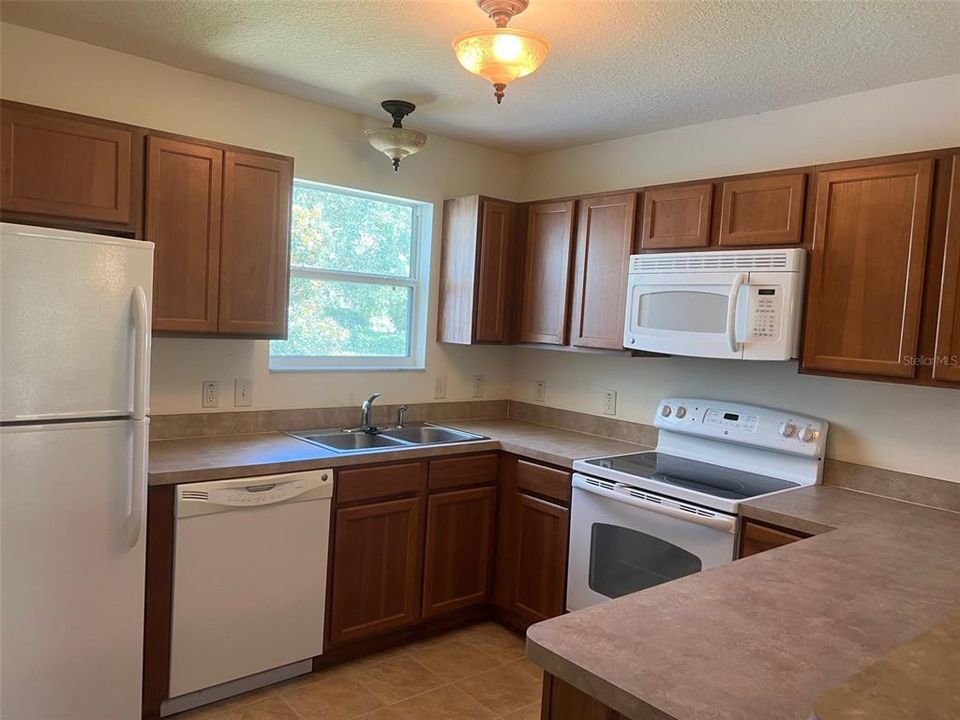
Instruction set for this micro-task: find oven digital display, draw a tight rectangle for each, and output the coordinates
[723,412,739,421]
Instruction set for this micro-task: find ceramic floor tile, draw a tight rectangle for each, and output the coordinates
[454,659,543,716]
[358,685,497,720]
[355,655,445,704]
[407,637,502,681]
[451,622,527,664]
[281,672,384,720]
[175,687,279,719]
[214,696,301,720]
[500,701,542,720]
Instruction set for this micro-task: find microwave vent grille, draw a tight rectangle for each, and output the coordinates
[630,251,794,273]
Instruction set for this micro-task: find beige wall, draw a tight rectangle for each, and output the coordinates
[515,76,960,482]
[2,24,958,481]
[0,24,520,415]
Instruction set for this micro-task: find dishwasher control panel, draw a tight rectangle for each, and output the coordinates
[177,469,333,518]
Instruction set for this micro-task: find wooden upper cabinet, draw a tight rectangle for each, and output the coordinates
[519,200,576,344]
[218,150,293,337]
[437,196,514,344]
[1,102,138,230]
[717,173,806,246]
[146,136,223,333]
[933,153,960,383]
[422,486,497,618]
[802,159,934,378]
[329,497,422,644]
[570,193,636,349]
[640,183,712,249]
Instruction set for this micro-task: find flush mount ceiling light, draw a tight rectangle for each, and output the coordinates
[364,100,428,172]
[453,0,550,104]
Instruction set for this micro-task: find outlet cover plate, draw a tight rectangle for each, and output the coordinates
[434,376,448,400]
[471,375,485,399]
[202,380,219,409]
[535,381,546,403]
[602,389,617,415]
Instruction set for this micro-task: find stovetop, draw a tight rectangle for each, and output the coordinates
[582,451,800,502]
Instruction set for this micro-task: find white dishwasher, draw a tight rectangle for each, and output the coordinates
[168,469,333,700]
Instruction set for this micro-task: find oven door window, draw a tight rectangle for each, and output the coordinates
[589,523,702,598]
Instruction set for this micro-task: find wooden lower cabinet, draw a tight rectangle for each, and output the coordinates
[329,497,422,644]
[422,486,497,618]
[541,674,628,720]
[738,519,809,558]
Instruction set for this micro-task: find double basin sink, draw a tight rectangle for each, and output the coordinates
[286,423,487,454]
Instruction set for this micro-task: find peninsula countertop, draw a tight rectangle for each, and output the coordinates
[525,486,960,720]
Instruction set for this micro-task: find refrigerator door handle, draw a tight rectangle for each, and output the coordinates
[125,419,148,549]
[131,285,150,421]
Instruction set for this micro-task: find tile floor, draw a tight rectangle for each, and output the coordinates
[175,622,542,720]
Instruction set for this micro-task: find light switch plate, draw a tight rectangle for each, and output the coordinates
[234,378,252,407]
[602,389,617,415]
[434,376,448,400]
[202,380,219,409]
[471,375,485,398]
[535,381,546,403]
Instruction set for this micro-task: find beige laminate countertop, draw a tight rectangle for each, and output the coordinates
[147,418,648,485]
[525,486,960,720]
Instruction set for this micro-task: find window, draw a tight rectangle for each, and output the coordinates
[270,180,431,370]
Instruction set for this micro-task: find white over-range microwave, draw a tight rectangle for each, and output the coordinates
[623,248,806,360]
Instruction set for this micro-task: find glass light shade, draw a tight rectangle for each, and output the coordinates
[364,127,428,171]
[452,28,550,102]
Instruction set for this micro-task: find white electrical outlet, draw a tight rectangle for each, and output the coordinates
[535,381,546,403]
[434,376,448,399]
[234,378,253,407]
[202,380,219,409]
[602,389,617,416]
[471,375,485,399]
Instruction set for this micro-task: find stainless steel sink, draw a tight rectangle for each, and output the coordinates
[286,423,485,454]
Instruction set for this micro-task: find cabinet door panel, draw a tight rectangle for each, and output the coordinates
[514,494,569,623]
[519,201,576,345]
[422,487,497,618]
[218,151,292,337]
[330,497,421,644]
[717,173,806,246]
[570,193,636,349]
[933,153,960,383]
[802,160,933,377]
[475,200,513,342]
[1,104,134,226]
[640,183,712,249]
[146,137,223,333]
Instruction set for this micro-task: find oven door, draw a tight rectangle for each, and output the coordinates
[623,271,748,359]
[567,474,737,611]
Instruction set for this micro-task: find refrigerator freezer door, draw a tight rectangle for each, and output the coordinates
[0,419,147,720]
[0,223,153,421]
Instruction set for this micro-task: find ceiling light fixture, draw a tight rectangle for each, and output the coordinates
[364,100,428,172]
[452,0,550,104]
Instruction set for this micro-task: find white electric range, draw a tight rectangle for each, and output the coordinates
[567,397,827,611]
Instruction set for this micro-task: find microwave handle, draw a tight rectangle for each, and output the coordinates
[726,273,746,353]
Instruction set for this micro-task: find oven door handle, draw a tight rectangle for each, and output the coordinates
[572,476,737,534]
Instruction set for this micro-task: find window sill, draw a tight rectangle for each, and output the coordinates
[268,364,427,373]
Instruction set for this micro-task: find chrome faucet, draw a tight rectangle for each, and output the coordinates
[396,404,408,429]
[360,393,381,434]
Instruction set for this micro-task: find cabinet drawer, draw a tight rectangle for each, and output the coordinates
[428,453,498,492]
[738,520,809,558]
[336,462,424,504]
[516,460,571,504]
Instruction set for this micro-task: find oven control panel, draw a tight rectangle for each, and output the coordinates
[655,398,827,458]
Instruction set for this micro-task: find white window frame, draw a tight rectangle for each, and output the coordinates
[269,180,432,372]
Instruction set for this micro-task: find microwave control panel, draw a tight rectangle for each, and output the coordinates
[747,287,782,341]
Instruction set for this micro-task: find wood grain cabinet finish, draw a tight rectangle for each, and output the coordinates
[640,183,713,249]
[437,196,515,344]
[541,674,628,720]
[329,497,422,644]
[217,150,293,337]
[802,159,934,378]
[513,493,569,623]
[1,102,137,229]
[146,136,223,333]
[570,193,637,349]
[933,153,960,383]
[428,453,498,492]
[518,200,576,344]
[422,486,497,618]
[738,519,809,558]
[717,173,806,246]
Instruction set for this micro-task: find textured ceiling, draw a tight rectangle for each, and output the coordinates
[2,0,958,153]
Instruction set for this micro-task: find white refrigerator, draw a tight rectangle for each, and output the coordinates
[0,222,154,720]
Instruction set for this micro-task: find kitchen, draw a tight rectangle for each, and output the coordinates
[1,2,959,720]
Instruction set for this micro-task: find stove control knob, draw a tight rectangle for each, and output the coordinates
[660,404,672,418]
[799,425,818,443]
[779,422,797,438]
[676,405,687,419]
